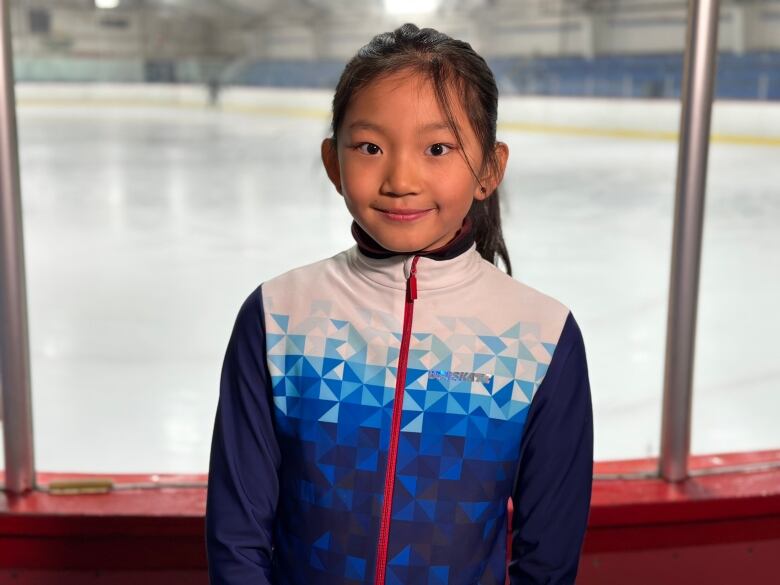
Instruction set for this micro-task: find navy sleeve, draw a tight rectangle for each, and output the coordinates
[508,311,594,584]
[205,284,281,584]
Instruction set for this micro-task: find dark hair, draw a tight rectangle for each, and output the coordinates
[327,23,512,275]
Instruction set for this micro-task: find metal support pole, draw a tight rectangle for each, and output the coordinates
[0,0,35,494]
[660,0,720,483]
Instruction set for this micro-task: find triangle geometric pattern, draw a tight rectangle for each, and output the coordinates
[264,299,557,585]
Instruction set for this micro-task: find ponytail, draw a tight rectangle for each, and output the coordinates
[469,189,512,276]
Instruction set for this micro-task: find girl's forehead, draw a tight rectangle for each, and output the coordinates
[352,71,434,105]
[344,70,467,124]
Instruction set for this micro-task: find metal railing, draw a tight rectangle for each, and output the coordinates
[660,0,720,483]
[1,0,35,494]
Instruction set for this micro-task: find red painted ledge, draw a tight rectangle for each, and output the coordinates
[1,449,779,582]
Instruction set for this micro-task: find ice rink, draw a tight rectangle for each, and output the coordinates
[3,88,778,473]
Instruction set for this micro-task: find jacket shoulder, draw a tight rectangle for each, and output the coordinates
[476,257,572,345]
[261,249,351,308]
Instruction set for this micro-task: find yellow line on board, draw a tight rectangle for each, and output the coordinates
[16,99,780,147]
[499,121,676,142]
[228,104,329,120]
[498,120,780,146]
[17,98,208,110]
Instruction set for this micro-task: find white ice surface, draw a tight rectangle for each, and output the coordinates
[3,99,777,474]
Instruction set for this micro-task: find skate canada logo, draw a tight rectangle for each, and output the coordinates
[429,370,493,384]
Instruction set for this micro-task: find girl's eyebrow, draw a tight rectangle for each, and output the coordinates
[347,120,452,133]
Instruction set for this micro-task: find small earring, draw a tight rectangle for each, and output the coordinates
[480,187,486,193]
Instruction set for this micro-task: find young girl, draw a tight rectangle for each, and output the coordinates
[206,23,593,585]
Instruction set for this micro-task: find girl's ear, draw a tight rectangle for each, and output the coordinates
[476,141,509,200]
[321,137,343,195]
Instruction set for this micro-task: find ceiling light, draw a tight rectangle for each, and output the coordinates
[384,0,442,15]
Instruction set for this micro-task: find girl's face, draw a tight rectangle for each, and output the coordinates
[322,69,508,253]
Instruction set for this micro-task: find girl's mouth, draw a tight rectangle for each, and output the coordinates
[376,208,434,222]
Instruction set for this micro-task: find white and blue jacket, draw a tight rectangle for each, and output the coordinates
[205,219,594,585]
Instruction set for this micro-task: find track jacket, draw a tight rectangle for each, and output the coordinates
[206,219,594,585]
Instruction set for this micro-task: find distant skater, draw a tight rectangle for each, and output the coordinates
[207,76,221,108]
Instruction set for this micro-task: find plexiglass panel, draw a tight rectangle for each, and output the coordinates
[690,1,780,457]
[6,0,777,475]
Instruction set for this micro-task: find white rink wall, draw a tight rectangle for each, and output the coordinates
[14,82,780,140]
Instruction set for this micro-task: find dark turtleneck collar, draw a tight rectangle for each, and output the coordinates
[351,216,475,261]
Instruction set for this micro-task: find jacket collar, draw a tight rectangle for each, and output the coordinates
[351,216,475,261]
[348,217,482,292]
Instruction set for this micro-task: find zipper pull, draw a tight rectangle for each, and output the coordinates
[407,255,420,302]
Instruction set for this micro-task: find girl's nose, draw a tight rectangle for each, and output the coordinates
[380,152,420,196]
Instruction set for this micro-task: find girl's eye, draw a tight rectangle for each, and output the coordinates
[426,143,452,156]
[356,142,382,155]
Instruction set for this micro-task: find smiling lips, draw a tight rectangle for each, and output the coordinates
[376,208,434,222]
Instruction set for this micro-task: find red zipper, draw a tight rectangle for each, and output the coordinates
[374,255,420,585]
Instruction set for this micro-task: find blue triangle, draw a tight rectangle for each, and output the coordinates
[452,391,471,413]
[345,556,366,580]
[361,388,381,407]
[325,338,346,358]
[362,408,382,429]
[299,375,320,397]
[460,500,490,521]
[365,365,386,386]
[424,390,447,411]
[356,449,378,471]
[406,368,427,384]
[469,415,489,437]
[288,334,306,353]
[389,545,411,566]
[497,356,517,377]
[493,381,514,406]
[318,464,336,484]
[268,354,286,373]
[301,358,319,378]
[416,499,436,521]
[520,380,535,401]
[343,363,362,383]
[446,416,468,437]
[319,381,338,401]
[271,313,289,332]
[446,395,467,415]
[430,566,448,585]
[340,381,362,403]
[367,384,386,406]
[431,337,451,360]
[479,335,507,355]
[440,458,461,480]
[350,346,368,367]
[397,474,417,496]
[324,377,344,396]
[284,354,303,373]
[313,531,331,550]
[393,501,415,521]
[319,403,339,423]
[402,413,423,433]
[473,353,493,370]
[310,549,325,570]
[322,357,343,376]
[266,333,284,350]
